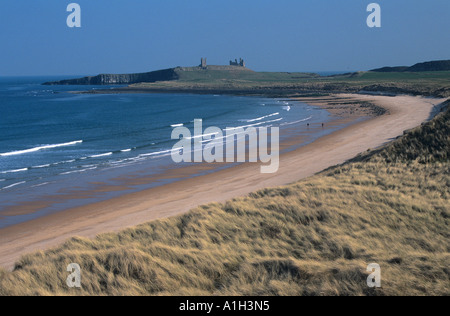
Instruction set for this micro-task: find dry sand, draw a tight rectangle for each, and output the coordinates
[0,94,445,270]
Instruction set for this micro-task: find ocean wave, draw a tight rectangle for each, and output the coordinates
[60,170,80,175]
[81,164,97,168]
[90,152,113,158]
[33,159,76,169]
[171,123,184,128]
[139,148,178,158]
[194,119,284,144]
[2,181,26,190]
[282,106,291,112]
[31,182,50,188]
[121,149,132,152]
[243,112,280,123]
[227,117,283,130]
[281,116,313,126]
[109,159,130,165]
[51,159,76,165]
[1,168,28,174]
[60,167,96,175]
[33,164,51,169]
[0,140,83,157]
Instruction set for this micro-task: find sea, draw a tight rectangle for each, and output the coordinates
[0,76,336,228]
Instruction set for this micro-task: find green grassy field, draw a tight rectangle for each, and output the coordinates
[128,69,450,98]
[175,68,450,84]
[174,67,319,83]
[0,102,448,296]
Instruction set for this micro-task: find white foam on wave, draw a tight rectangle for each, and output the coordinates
[60,167,96,175]
[1,168,28,174]
[139,148,181,158]
[32,159,77,170]
[90,152,113,158]
[31,182,50,188]
[109,159,130,165]
[227,117,283,130]
[171,124,184,128]
[282,106,291,112]
[281,116,313,126]
[81,164,96,168]
[33,164,51,169]
[193,118,284,144]
[244,112,280,123]
[2,181,26,190]
[0,140,83,157]
[121,149,132,152]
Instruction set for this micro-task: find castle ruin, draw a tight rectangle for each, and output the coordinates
[230,58,245,67]
[200,58,207,69]
[199,57,246,69]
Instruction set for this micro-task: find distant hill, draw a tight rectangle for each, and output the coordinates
[369,66,409,73]
[43,66,255,86]
[408,60,450,72]
[371,60,450,72]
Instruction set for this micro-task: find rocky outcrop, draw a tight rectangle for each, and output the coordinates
[408,60,450,72]
[43,68,179,85]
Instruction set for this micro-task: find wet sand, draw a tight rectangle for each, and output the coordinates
[0,94,445,270]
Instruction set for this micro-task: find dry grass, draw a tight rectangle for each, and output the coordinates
[361,102,449,164]
[0,105,449,296]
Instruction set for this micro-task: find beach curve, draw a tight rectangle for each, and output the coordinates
[0,94,445,270]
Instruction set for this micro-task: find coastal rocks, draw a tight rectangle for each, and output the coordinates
[43,68,179,85]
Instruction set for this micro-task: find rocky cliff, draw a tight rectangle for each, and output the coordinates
[43,68,179,85]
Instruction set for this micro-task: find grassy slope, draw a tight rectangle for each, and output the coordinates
[129,70,450,97]
[175,68,319,82]
[0,104,449,296]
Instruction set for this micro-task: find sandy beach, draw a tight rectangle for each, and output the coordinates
[0,94,445,270]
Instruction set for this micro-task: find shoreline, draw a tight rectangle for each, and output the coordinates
[0,94,445,270]
[0,96,338,227]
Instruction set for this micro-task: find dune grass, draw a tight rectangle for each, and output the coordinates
[0,104,448,296]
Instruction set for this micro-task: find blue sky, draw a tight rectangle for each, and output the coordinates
[0,0,449,75]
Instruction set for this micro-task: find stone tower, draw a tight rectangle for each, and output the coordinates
[200,58,207,69]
